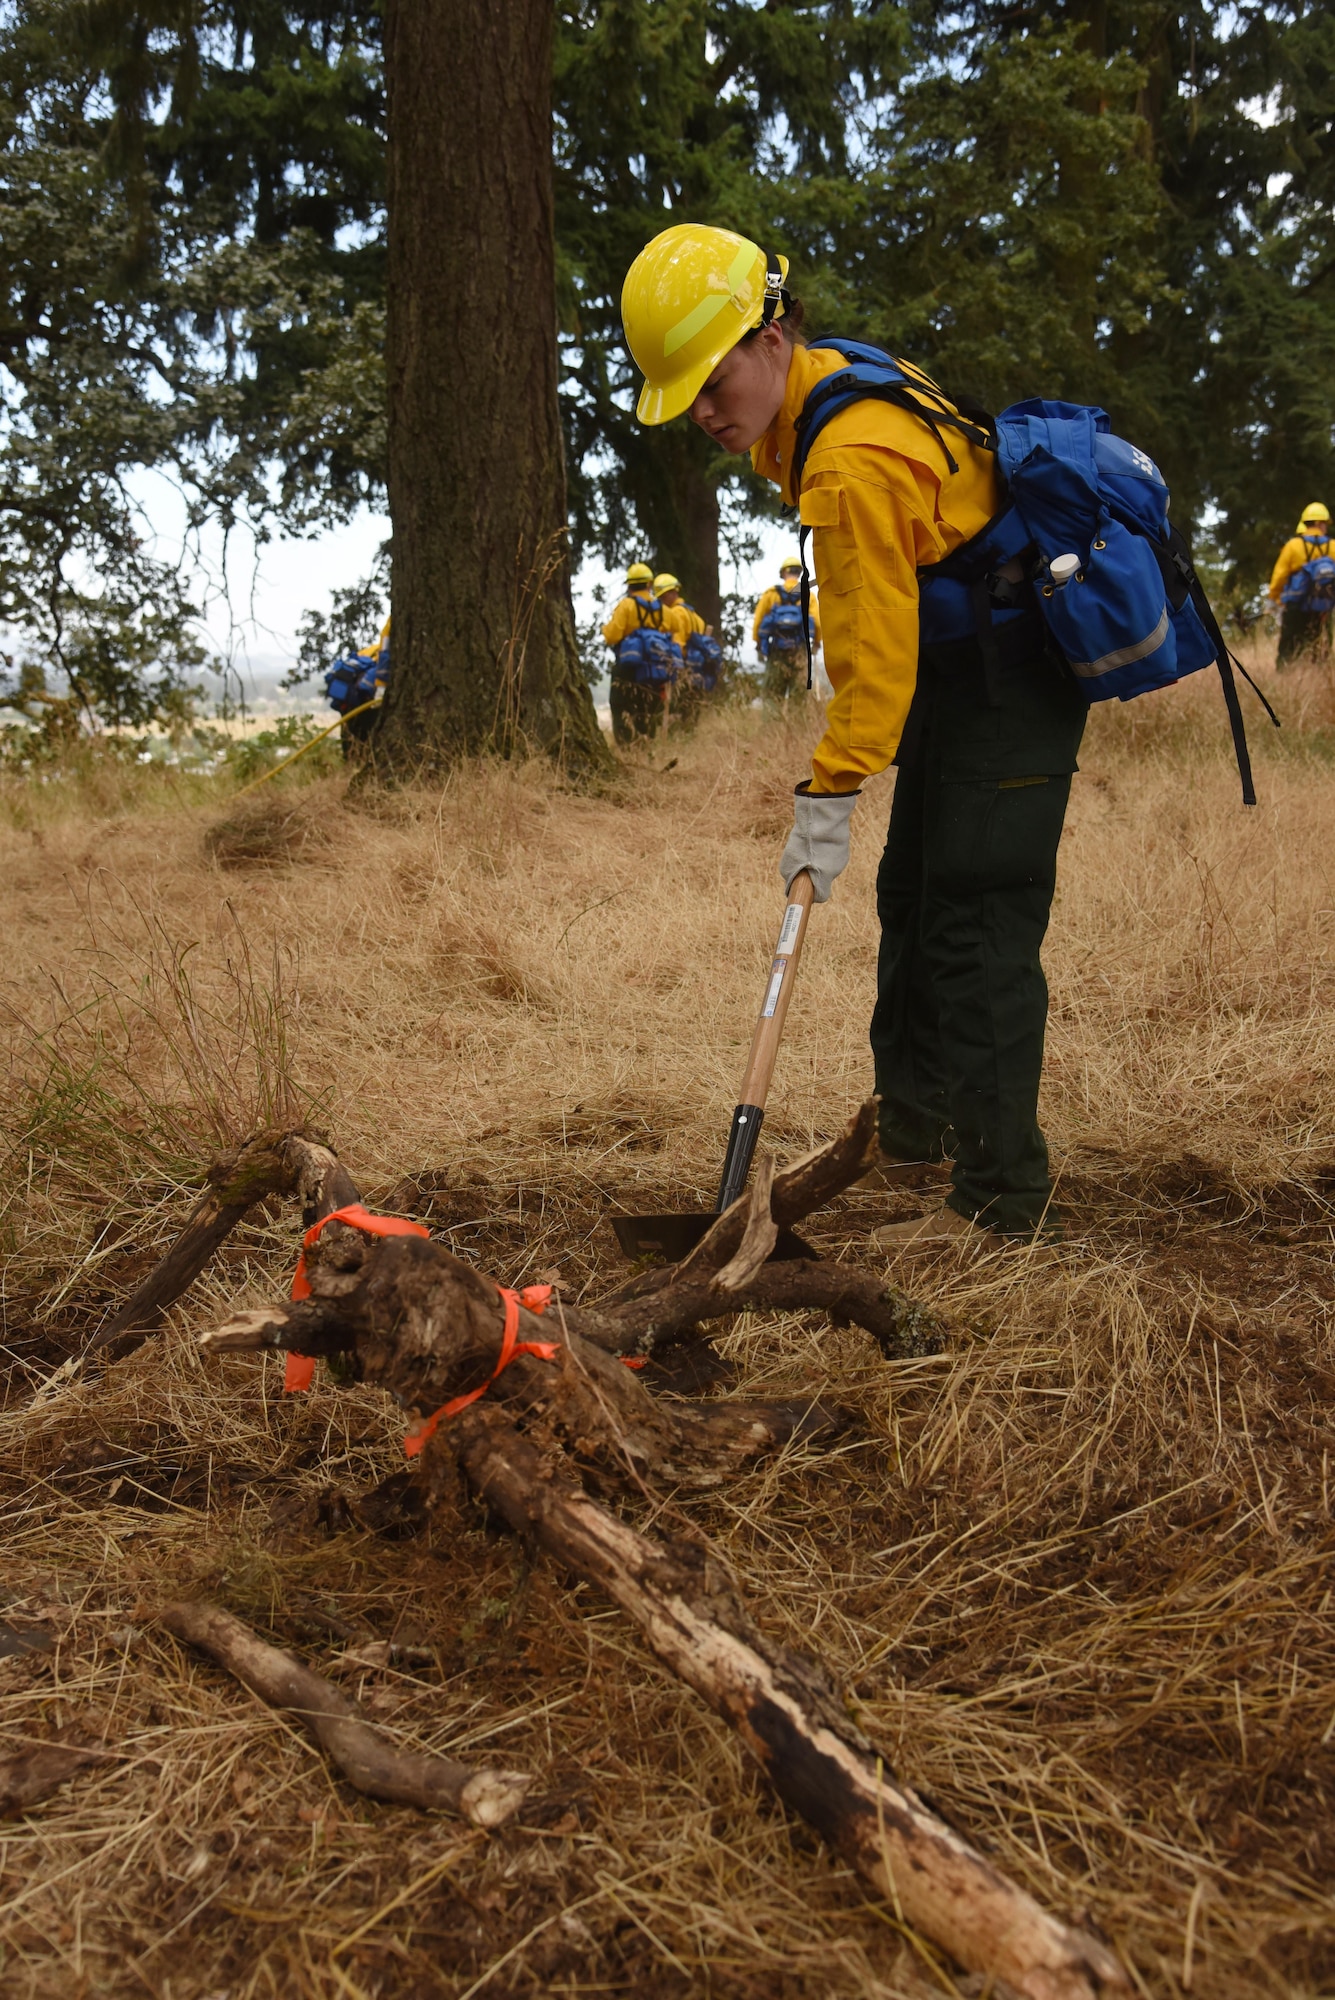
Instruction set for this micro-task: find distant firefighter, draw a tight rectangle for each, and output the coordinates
[323,616,391,756]
[1269,503,1334,667]
[602,562,681,743]
[753,558,821,700]
[654,573,723,726]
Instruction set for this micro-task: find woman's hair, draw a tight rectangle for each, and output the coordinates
[740,294,808,346]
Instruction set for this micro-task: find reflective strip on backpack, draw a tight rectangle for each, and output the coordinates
[1065,606,1170,678]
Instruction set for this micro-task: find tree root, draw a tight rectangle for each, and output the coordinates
[61,1104,1130,1994]
[200,1234,848,1490]
[89,1128,360,1361]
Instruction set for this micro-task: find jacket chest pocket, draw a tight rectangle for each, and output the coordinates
[800,485,862,595]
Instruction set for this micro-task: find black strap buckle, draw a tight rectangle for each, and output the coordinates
[759,248,789,328]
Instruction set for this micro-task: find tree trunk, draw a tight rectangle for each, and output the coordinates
[379,0,610,777]
[621,423,723,630]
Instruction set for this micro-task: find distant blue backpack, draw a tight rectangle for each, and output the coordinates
[684,619,723,690]
[324,650,382,715]
[790,339,1277,804]
[1280,540,1335,612]
[758,589,807,657]
[616,597,682,687]
[324,622,390,716]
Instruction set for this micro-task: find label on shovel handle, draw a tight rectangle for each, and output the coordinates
[761,964,786,1018]
[775,903,804,957]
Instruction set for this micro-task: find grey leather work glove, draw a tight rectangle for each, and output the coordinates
[779,781,860,903]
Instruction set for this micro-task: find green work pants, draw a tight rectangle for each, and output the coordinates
[610,673,664,744]
[1276,606,1332,668]
[762,645,810,702]
[869,628,1086,1235]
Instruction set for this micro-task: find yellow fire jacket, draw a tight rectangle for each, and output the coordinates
[1269,533,1335,604]
[751,345,1002,795]
[357,615,391,669]
[663,601,707,648]
[602,589,663,648]
[752,586,821,650]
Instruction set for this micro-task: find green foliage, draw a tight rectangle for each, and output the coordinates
[1,0,1331,714]
[219,711,337,783]
[553,0,913,575]
[0,0,384,728]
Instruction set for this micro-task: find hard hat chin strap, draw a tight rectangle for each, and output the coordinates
[759,248,790,328]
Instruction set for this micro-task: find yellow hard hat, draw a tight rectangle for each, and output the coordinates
[625,562,654,586]
[622,224,790,427]
[653,572,679,593]
[779,556,802,574]
[1301,503,1331,526]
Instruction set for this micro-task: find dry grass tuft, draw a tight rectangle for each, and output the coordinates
[203,785,353,872]
[2,650,1334,1997]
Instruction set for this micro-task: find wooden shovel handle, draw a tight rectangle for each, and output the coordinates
[715,872,817,1213]
[738,870,816,1107]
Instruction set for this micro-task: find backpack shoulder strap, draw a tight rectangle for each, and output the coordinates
[792,340,996,492]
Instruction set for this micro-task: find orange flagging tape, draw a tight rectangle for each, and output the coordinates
[283,1211,649,1434]
[403,1283,556,1458]
[283,1204,430,1394]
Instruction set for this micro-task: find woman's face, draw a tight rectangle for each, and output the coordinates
[689,323,790,453]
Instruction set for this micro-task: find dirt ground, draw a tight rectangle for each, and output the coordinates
[1,650,1333,1999]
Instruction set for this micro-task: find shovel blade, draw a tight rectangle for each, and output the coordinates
[611,1213,817,1264]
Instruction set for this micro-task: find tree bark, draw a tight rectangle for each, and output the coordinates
[86,1128,360,1362]
[379,0,611,778]
[161,1601,531,1828]
[622,424,723,632]
[435,1406,1129,2000]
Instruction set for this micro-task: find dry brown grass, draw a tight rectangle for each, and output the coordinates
[2,647,1334,1998]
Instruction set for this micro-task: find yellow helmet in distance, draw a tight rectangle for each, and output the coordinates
[779,556,802,575]
[653,572,679,594]
[625,562,654,586]
[622,224,790,427]
[1300,503,1331,527]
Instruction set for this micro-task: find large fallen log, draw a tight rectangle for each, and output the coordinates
[429,1404,1127,2000]
[160,1600,531,1829]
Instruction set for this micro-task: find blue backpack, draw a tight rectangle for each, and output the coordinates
[684,619,723,690]
[616,596,683,687]
[790,340,1277,804]
[1280,540,1335,612]
[758,589,807,657]
[324,649,383,715]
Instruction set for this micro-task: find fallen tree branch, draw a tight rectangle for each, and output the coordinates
[160,1600,531,1829]
[90,1128,359,1361]
[567,1260,936,1363]
[430,1405,1126,2000]
[600,1100,881,1311]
